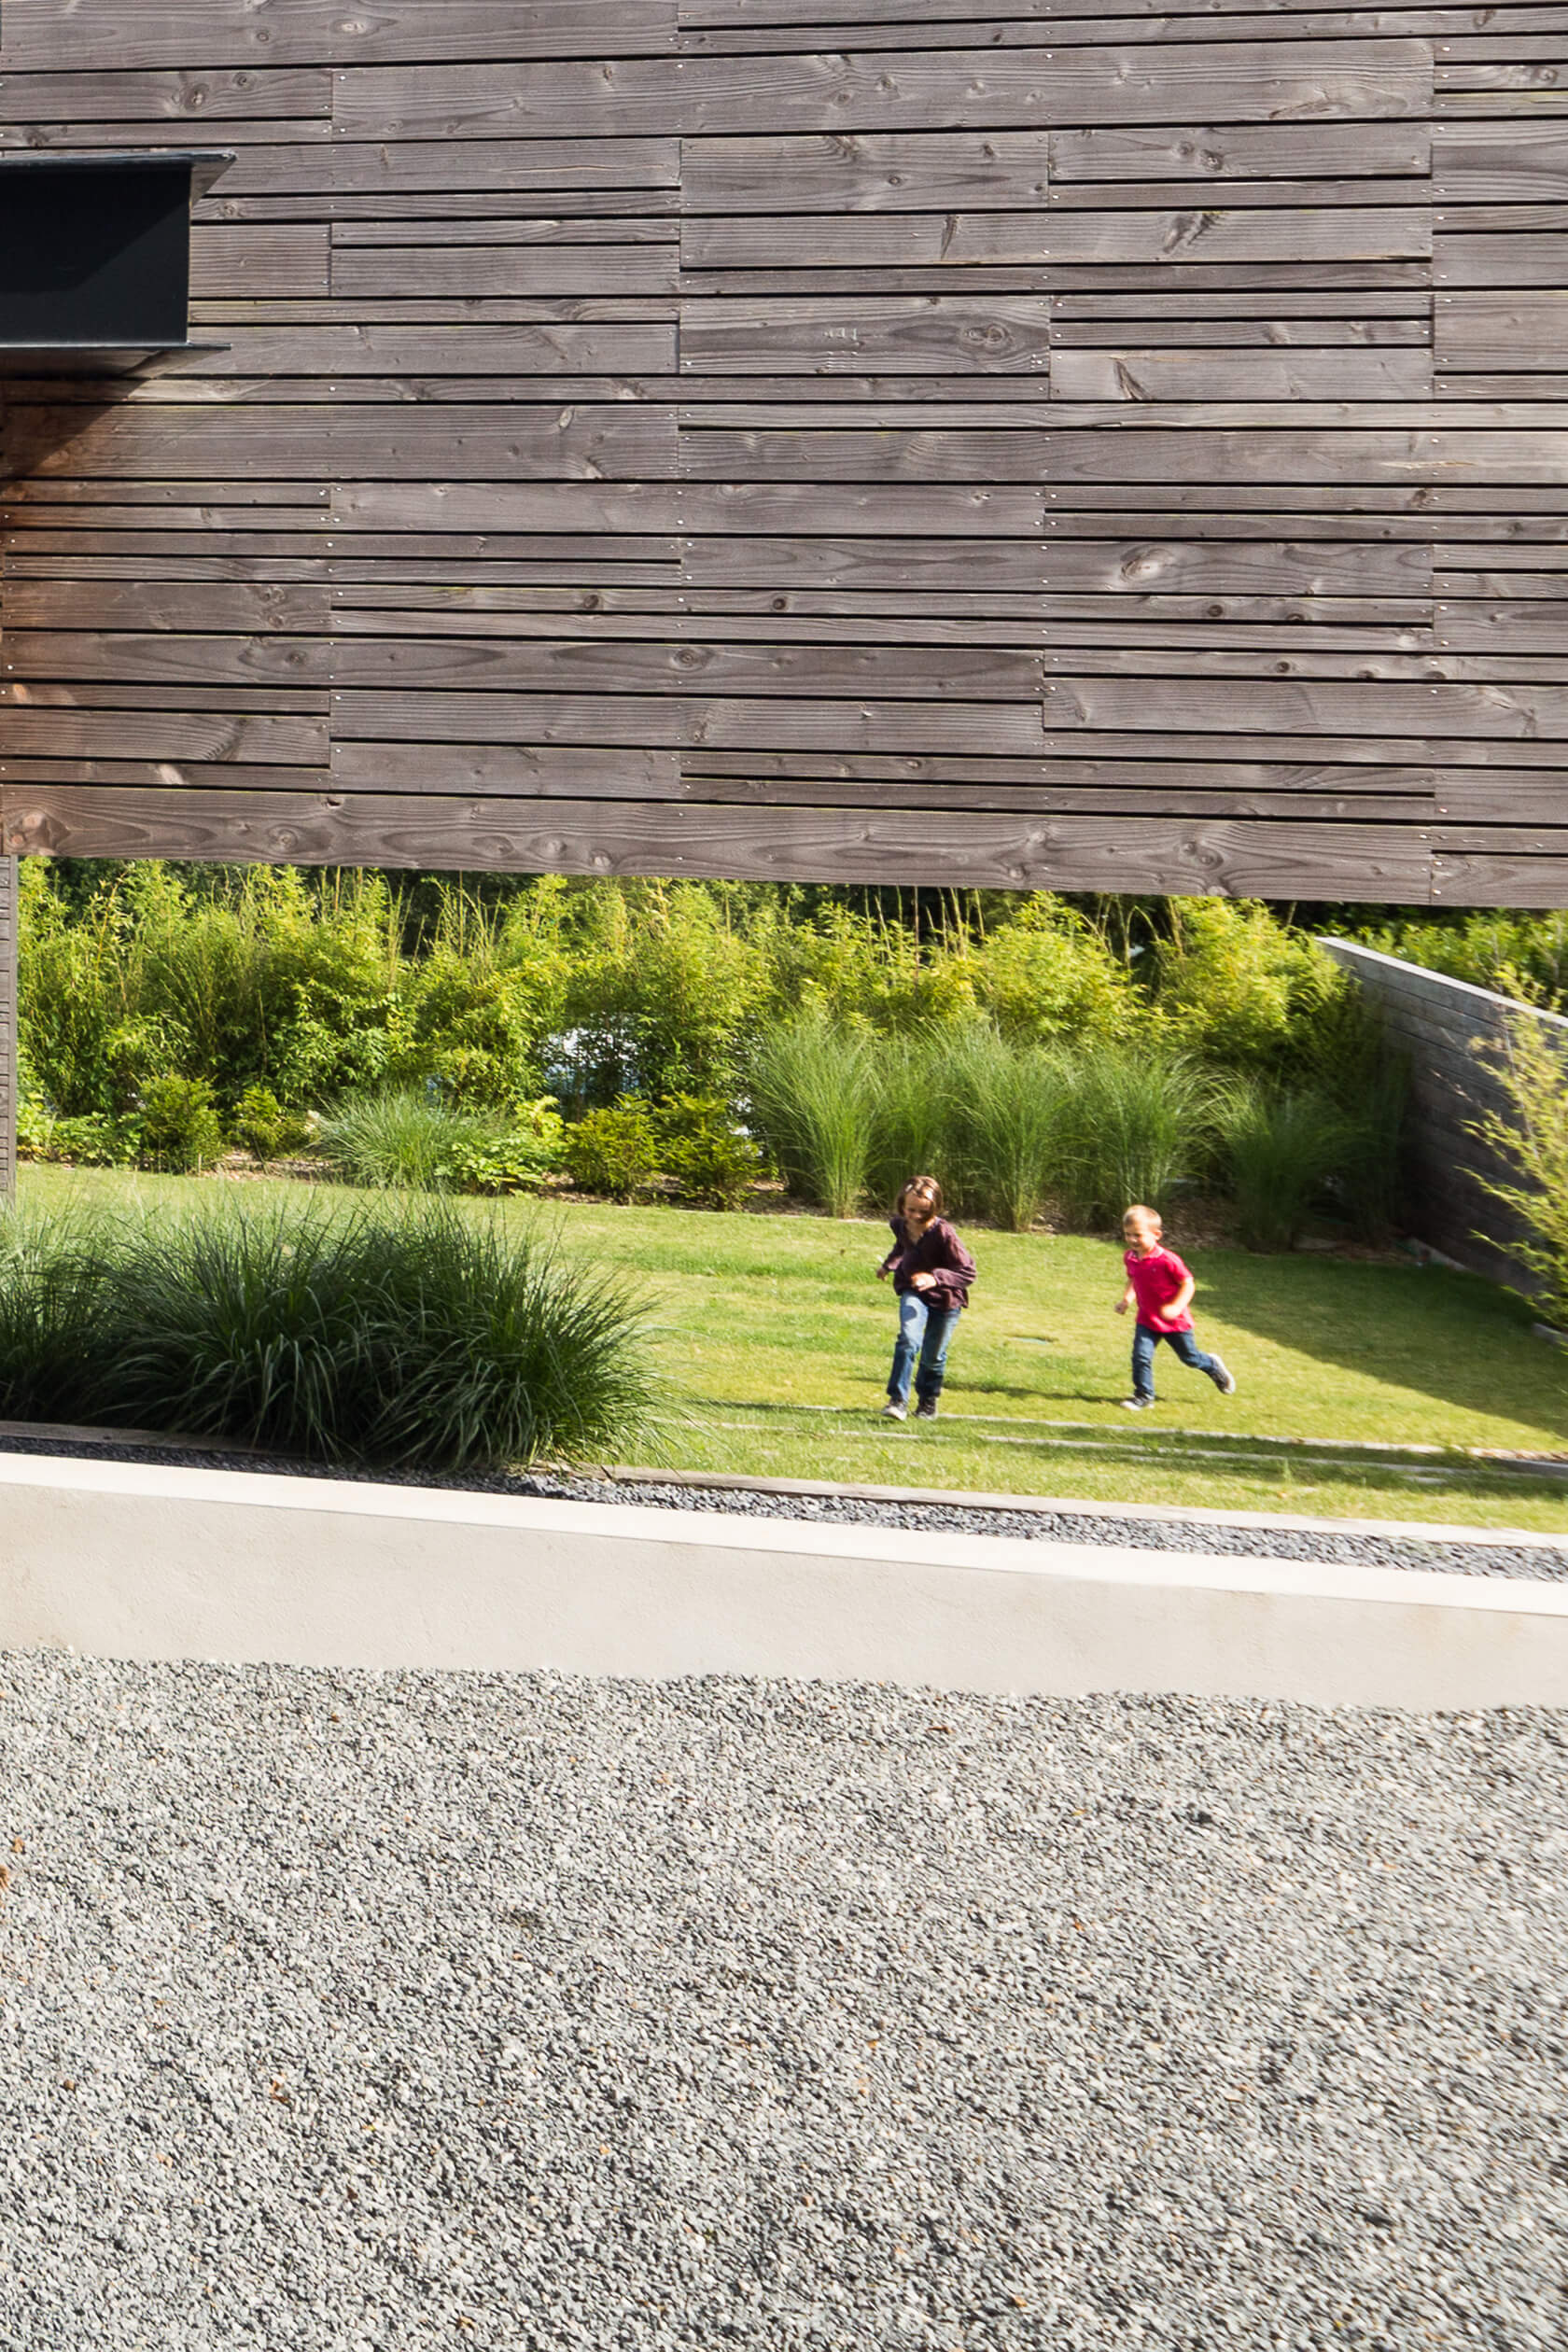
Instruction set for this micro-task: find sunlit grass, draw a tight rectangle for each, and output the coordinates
[17,1164,1568,1532]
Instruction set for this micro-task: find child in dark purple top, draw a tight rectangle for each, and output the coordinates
[1116,1203,1236,1410]
[875,1176,976,1421]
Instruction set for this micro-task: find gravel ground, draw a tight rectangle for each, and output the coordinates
[1,1431,1565,1584]
[1,1654,1565,2349]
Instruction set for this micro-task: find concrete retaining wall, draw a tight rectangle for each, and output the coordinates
[1318,936,1568,1284]
[4,1454,1568,1708]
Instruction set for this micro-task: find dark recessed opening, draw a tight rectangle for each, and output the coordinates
[0,152,231,361]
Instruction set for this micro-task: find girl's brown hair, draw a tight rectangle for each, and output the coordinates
[896,1175,945,1217]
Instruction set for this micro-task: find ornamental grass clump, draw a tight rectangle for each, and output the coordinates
[947,1025,1067,1233]
[749,1017,877,1218]
[315,1088,508,1191]
[0,1211,114,1425]
[1051,1044,1213,1229]
[864,1031,956,1213]
[1217,1083,1351,1253]
[0,1200,656,1472]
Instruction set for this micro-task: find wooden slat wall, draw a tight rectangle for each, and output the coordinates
[0,2,1563,903]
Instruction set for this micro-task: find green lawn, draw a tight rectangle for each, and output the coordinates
[19,1165,1568,1533]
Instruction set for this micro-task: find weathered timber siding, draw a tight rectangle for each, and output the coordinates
[0,859,14,1199]
[0,5,1561,898]
[1319,938,1568,1285]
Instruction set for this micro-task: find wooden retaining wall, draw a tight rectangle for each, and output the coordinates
[0,4,1563,903]
[1319,937,1568,1283]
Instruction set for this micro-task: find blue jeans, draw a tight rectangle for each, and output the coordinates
[889,1290,958,1407]
[1132,1323,1218,1402]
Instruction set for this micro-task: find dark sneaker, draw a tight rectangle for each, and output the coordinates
[1209,1357,1237,1396]
[1119,1396,1155,1411]
[881,1399,907,1421]
[915,1399,938,1420]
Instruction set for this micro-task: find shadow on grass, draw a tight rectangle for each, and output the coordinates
[1168,1248,1568,1440]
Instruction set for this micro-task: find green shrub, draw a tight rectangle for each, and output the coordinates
[1157,899,1338,1070]
[0,1200,656,1471]
[440,1101,564,1197]
[138,1075,226,1173]
[231,1085,311,1166]
[655,1093,767,1210]
[29,1112,139,1169]
[1052,1045,1212,1229]
[1218,1084,1351,1253]
[749,1019,877,1218]
[967,898,1136,1044]
[563,1100,661,1200]
[1359,911,1568,1014]
[1467,1014,1568,1328]
[948,1026,1066,1233]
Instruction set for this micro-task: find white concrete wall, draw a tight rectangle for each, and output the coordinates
[3,1454,1567,1707]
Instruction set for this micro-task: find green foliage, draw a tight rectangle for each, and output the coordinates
[440,1101,565,1197]
[1361,910,1568,1013]
[1052,1045,1214,1229]
[232,1085,310,1166]
[1158,899,1340,1069]
[948,1026,1066,1233]
[385,944,544,1108]
[0,1209,114,1423]
[864,1030,956,1212]
[964,897,1136,1044]
[0,1199,655,1471]
[749,1019,878,1218]
[1217,1085,1351,1253]
[19,863,1418,1233]
[49,1113,140,1169]
[563,1100,661,1200]
[137,1075,226,1174]
[557,881,766,1104]
[654,1093,767,1211]
[315,1089,508,1192]
[1468,1014,1568,1329]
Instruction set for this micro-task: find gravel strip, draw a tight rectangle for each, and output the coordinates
[0,1429,1564,1584]
[0,1654,1563,2349]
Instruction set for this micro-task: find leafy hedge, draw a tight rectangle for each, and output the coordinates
[15,864,1408,1239]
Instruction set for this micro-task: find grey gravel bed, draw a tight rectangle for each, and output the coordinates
[0,1653,1564,2350]
[1,1429,1565,1584]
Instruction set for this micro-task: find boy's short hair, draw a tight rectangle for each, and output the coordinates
[1123,1203,1162,1229]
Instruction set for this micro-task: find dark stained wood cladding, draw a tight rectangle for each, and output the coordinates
[0,4,1564,902]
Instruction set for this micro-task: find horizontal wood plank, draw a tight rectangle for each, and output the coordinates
[0,786,1435,900]
[0,66,330,119]
[683,205,1433,268]
[1041,677,1568,740]
[679,297,1050,374]
[0,0,678,68]
[681,132,1049,215]
[330,690,1049,754]
[331,245,681,300]
[2,406,677,483]
[335,43,1433,141]
[0,710,327,763]
[1052,122,1431,180]
[1048,348,1435,399]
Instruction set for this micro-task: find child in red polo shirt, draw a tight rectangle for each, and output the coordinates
[1115,1204,1236,1412]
